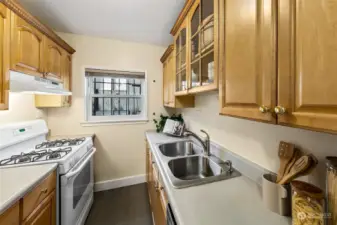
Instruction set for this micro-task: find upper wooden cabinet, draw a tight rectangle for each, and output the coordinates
[161,45,194,108]
[219,0,277,123]
[0,0,75,111]
[171,0,219,96]
[44,38,63,82]
[277,0,337,133]
[10,13,44,77]
[0,3,10,110]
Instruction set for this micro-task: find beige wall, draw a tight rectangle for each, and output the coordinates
[47,33,167,182]
[0,93,46,125]
[179,92,337,188]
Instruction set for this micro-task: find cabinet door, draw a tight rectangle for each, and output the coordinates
[44,38,63,82]
[151,163,166,225]
[188,0,218,94]
[278,0,337,133]
[175,22,188,94]
[62,53,72,106]
[23,191,56,225]
[167,53,175,105]
[0,3,10,110]
[163,61,169,106]
[219,0,277,122]
[0,202,19,225]
[11,14,44,77]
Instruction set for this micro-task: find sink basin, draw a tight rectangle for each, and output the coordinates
[168,156,223,180]
[158,141,201,157]
[166,155,241,188]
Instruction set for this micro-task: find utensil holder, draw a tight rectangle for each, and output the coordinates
[262,174,291,216]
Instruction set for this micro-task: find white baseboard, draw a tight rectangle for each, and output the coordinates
[94,174,146,192]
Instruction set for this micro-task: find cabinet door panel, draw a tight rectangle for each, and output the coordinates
[0,202,19,225]
[23,191,56,225]
[45,38,63,82]
[11,14,43,77]
[0,3,10,110]
[278,0,337,133]
[219,0,276,122]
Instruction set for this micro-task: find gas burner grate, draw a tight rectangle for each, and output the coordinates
[35,138,86,149]
[0,147,73,166]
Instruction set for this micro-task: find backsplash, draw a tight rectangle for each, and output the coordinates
[0,93,47,125]
[178,92,337,189]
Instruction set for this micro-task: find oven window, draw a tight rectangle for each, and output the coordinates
[73,160,91,209]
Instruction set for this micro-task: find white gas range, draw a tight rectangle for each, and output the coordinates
[0,120,96,225]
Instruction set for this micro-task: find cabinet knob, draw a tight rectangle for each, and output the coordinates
[259,105,270,113]
[274,106,287,115]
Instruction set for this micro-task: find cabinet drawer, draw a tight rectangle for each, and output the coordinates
[0,202,19,225]
[22,170,56,220]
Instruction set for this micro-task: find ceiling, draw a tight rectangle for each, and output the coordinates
[18,0,186,46]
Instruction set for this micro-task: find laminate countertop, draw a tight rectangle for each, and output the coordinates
[0,163,58,214]
[146,131,291,225]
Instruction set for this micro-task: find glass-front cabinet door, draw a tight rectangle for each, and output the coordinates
[188,0,218,93]
[175,21,188,94]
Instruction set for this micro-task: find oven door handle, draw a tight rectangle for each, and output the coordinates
[64,147,96,179]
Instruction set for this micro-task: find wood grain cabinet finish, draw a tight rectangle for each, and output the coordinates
[35,52,72,108]
[278,0,337,133]
[0,3,10,110]
[0,202,19,225]
[161,44,194,108]
[44,37,63,82]
[10,13,44,77]
[219,0,277,123]
[145,139,166,225]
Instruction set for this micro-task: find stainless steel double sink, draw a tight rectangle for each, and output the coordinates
[156,141,241,189]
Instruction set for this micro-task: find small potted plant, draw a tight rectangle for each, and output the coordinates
[153,114,184,133]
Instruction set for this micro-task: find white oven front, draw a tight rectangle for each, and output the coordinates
[60,147,96,225]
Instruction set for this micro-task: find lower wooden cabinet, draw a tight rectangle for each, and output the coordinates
[146,139,167,225]
[23,191,56,225]
[0,202,19,225]
[0,170,56,225]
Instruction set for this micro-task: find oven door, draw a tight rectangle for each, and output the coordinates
[60,147,96,225]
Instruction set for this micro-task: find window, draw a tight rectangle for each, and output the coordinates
[85,68,147,123]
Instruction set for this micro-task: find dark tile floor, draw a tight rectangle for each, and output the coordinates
[85,183,153,225]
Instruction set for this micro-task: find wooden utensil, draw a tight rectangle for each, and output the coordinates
[278,156,311,185]
[277,142,295,182]
[298,154,318,177]
[280,148,302,182]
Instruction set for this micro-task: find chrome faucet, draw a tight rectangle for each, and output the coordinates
[184,129,211,156]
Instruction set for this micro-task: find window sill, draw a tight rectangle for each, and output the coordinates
[81,118,149,127]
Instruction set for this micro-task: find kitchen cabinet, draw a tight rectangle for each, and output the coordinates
[277,0,337,133]
[161,45,194,108]
[0,0,75,111]
[22,191,56,225]
[0,3,10,110]
[0,202,19,225]
[0,170,56,225]
[10,13,44,77]
[145,140,166,225]
[219,0,277,123]
[35,52,72,108]
[170,0,219,96]
[44,37,63,82]
[218,0,337,134]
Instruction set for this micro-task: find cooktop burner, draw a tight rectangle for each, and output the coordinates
[0,147,72,166]
[35,138,86,149]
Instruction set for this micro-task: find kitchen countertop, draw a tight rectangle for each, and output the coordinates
[146,131,291,225]
[0,163,58,214]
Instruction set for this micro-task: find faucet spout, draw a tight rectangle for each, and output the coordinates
[184,129,211,156]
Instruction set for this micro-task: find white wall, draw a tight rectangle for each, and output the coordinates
[180,92,337,188]
[47,33,167,182]
[0,93,47,125]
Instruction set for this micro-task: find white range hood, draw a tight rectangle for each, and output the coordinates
[10,71,72,96]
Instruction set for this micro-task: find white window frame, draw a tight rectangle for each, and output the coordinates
[84,67,148,124]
